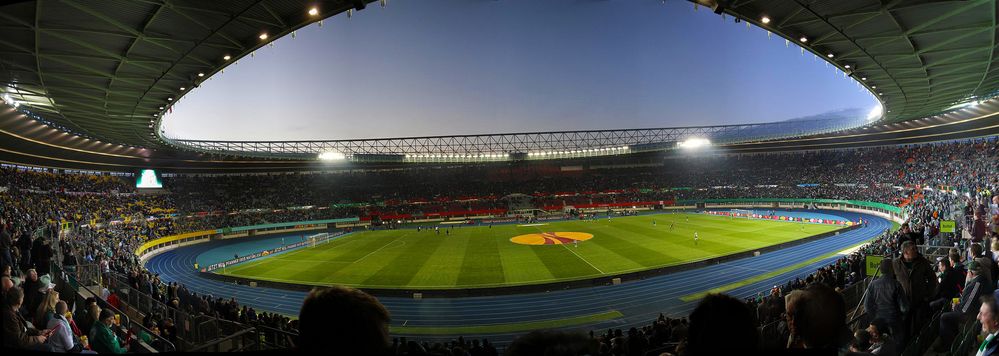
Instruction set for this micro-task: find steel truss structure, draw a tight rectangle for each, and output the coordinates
[166,118,858,161]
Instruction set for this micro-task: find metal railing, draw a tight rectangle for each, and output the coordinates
[107,272,254,351]
[902,309,942,356]
[52,263,177,353]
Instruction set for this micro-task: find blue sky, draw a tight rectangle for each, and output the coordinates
[162,0,878,141]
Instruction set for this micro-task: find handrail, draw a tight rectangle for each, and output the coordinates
[187,327,259,352]
[53,262,177,353]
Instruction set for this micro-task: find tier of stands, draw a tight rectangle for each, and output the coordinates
[1,137,997,355]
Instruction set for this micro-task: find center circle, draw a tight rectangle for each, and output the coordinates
[510,232,594,245]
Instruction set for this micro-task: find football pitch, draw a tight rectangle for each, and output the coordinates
[219,213,843,289]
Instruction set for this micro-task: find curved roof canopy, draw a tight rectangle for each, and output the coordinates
[0,0,377,148]
[0,0,997,169]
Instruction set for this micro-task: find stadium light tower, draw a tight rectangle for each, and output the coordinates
[678,138,711,150]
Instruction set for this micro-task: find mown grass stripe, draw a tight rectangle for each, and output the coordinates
[389,310,624,335]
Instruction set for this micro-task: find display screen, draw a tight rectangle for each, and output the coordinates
[136,169,163,189]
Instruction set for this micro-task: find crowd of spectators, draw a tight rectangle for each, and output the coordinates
[0,137,997,354]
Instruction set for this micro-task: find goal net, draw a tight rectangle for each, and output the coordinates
[730,209,755,219]
[309,232,332,248]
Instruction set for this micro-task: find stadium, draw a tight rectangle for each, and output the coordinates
[0,0,997,355]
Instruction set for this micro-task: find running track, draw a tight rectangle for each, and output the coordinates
[146,210,890,344]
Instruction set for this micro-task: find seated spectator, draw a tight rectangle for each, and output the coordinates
[2,286,51,351]
[684,293,759,354]
[47,300,93,353]
[978,295,999,356]
[298,286,391,355]
[89,309,128,354]
[866,319,897,356]
[34,289,58,329]
[786,283,848,350]
[932,259,965,311]
[848,330,872,354]
[937,261,992,351]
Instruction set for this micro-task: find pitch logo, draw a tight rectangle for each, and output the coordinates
[510,232,594,245]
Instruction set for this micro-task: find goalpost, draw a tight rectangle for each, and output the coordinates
[730,209,755,220]
[309,232,331,248]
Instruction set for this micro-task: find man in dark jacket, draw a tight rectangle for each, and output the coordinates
[893,241,938,341]
[866,259,908,340]
[937,261,994,351]
[932,259,966,311]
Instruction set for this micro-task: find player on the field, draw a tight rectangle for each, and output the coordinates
[669,221,674,231]
[574,239,578,248]
[653,219,656,226]
[694,232,699,245]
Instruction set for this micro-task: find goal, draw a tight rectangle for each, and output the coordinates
[308,232,332,248]
[730,209,755,219]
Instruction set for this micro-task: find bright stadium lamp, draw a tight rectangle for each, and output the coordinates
[318,151,346,160]
[678,138,711,149]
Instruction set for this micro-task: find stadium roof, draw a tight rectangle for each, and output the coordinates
[0,0,997,171]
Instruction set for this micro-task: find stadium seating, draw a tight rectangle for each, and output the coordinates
[1,138,996,354]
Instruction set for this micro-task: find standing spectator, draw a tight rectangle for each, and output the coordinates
[892,241,938,341]
[865,259,907,339]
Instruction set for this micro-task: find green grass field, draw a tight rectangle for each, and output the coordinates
[220,213,842,289]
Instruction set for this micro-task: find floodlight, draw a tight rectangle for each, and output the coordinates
[827,53,834,58]
[259,33,269,40]
[760,16,770,24]
[318,151,346,160]
[678,138,711,149]
[308,7,319,16]
[799,36,807,43]
[223,55,231,61]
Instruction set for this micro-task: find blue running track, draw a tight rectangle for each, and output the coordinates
[145,210,889,344]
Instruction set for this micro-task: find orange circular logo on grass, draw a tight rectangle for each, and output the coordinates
[510,232,593,245]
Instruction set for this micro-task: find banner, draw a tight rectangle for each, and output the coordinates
[866,255,885,277]
[940,220,955,233]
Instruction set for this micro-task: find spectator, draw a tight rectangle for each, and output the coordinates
[505,330,597,356]
[685,293,759,354]
[2,286,50,351]
[972,243,998,287]
[865,259,907,338]
[866,319,898,356]
[46,300,91,353]
[34,289,58,330]
[892,241,937,341]
[298,286,391,355]
[89,309,127,354]
[931,258,965,311]
[786,283,847,350]
[937,261,992,351]
[978,295,999,356]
